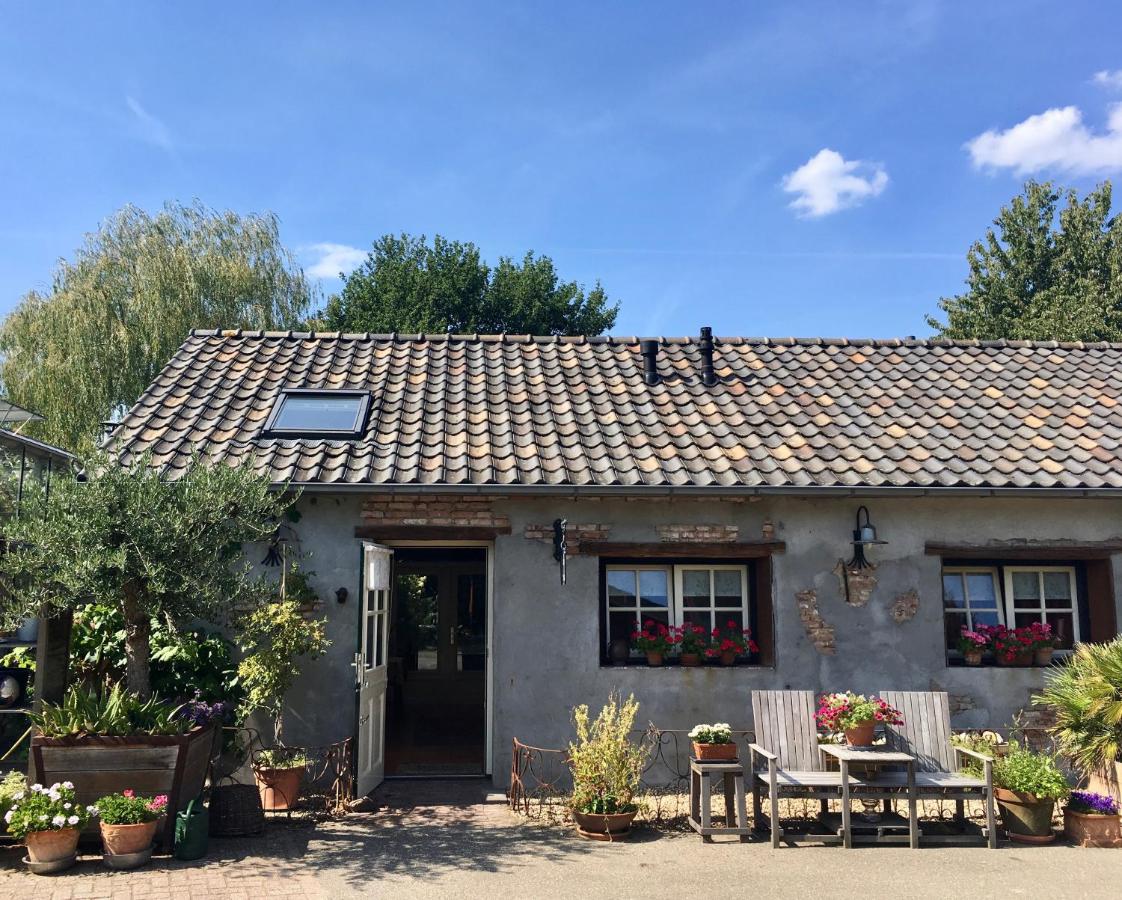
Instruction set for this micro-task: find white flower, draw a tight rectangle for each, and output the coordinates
[38,814,47,822]
[3,811,11,823]
[12,792,23,801]
[61,781,73,790]
[87,805,99,816]
[67,815,79,826]
[63,802,71,810]
[51,814,65,826]
[30,784,42,792]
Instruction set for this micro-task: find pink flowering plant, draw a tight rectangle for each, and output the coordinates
[95,789,169,825]
[957,627,989,655]
[815,692,904,734]
[1026,621,1055,651]
[630,620,675,655]
[672,623,709,655]
[4,782,96,839]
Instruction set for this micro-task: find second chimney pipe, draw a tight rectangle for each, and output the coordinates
[639,339,660,385]
[698,326,716,386]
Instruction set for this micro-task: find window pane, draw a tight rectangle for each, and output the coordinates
[272,394,363,431]
[714,570,743,606]
[682,610,711,631]
[682,570,710,608]
[611,610,668,652]
[374,615,384,667]
[970,609,1001,629]
[714,611,745,637]
[1045,612,1075,649]
[942,574,965,609]
[1014,611,1041,630]
[944,611,967,651]
[1011,571,1041,603]
[365,614,375,669]
[1043,571,1072,608]
[607,570,636,606]
[638,570,669,608]
[965,573,997,607]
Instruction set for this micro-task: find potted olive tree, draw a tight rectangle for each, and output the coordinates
[993,744,1070,843]
[1037,637,1122,801]
[238,592,329,811]
[567,692,650,841]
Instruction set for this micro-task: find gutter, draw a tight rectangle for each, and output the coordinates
[280,482,1122,500]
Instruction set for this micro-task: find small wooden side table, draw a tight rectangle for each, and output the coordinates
[688,759,752,842]
[818,744,918,849]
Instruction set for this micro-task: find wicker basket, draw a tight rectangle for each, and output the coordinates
[208,784,265,837]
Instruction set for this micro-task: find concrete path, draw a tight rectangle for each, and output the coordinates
[0,782,1120,899]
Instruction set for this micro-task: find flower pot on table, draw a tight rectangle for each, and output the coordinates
[692,741,737,761]
[843,720,876,747]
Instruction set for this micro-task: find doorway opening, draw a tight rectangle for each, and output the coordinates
[385,547,487,776]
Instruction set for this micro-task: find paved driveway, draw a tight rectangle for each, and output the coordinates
[1,782,1121,899]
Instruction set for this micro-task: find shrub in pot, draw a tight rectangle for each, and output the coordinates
[993,743,1070,843]
[5,781,96,873]
[704,621,759,666]
[1064,790,1121,847]
[689,722,737,761]
[815,692,903,747]
[567,692,650,840]
[1036,637,1122,801]
[96,790,168,867]
[631,620,673,667]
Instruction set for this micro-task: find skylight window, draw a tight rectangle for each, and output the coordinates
[264,390,370,437]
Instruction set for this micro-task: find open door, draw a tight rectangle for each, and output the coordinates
[356,542,392,797]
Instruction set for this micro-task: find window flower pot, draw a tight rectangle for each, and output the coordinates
[1064,809,1122,847]
[997,652,1033,667]
[1034,647,1054,666]
[843,720,876,747]
[964,650,983,666]
[571,808,637,841]
[101,820,158,856]
[254,764,305,811]
[719,650,737,666]
[25,827,79,865]
[995,788,1056,842]
[692,741,737,761]
[679,653,701,667]
[645,651,664,667]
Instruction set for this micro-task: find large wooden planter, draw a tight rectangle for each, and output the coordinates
[30,723,215,851]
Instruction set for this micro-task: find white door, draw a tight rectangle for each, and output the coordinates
[356,542,393,797]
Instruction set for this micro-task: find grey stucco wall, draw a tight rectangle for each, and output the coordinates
[281,492,1122,787]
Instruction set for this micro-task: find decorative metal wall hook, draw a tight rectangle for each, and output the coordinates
[552,518,567,585]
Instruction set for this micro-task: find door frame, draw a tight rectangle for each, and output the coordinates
[379,540,494,776]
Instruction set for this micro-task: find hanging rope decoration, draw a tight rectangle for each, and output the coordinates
[553,518,567,585]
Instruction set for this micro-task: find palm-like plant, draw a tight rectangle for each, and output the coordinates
[1036,637,1122,776]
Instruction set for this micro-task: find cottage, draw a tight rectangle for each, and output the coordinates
[111,328,1122,793]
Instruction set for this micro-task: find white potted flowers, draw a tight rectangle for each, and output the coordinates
[5,781,96,874]
[689,723,737,761]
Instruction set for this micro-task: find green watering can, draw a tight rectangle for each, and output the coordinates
[174,795,209,861]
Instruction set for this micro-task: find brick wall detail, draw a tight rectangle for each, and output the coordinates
[524,523,611,554]
[834,560,878,607]
[656,524,739,543]
[796,589,836,655]
[361,495,510,530]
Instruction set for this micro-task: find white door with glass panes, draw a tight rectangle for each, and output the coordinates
[357,542,392,796]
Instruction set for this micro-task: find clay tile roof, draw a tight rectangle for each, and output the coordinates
[108,330,1122,492]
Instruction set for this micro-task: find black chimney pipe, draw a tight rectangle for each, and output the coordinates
[698,326,717,386]
[639,339,660,385]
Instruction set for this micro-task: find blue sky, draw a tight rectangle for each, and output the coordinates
[2,1,1121,338]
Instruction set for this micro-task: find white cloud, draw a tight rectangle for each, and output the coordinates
[303,243,367,279]
[125,96,173,152]
[965,104,1122,176]
[1093,70,1122,91]
[781,149,888,218]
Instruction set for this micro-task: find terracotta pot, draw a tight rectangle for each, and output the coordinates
[1034,647,1054,666]
[995,787,1056,841]
[964,650,983,666]
[25,828,79,864]
[679,653,701,667]
[645,651,664,667]
[996,651,1033,667]
[844,720,876,747]
[100,820,157,855]
[609,639,631,666]
[572,808,637,841]
[254,765,304,811]
[719,650,737,666]
[692,741,738,761]
[1064,809,1122,847]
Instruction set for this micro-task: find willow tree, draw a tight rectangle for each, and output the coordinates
[0,451,295,698]
[0,202,314,449]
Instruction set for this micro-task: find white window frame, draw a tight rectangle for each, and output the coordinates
[604,563,752,657]
[1003,565,1080,647]
[942,567,1004,636]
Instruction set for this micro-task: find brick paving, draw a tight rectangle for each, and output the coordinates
[2,782,1122,899]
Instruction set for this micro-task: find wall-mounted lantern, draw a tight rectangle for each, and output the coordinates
[553,518,568,585]
[846,506,886,571]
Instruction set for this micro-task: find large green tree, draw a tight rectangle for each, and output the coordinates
[0,202,314,449]
[0,451,295,698]
[317,233,619,335]
[928,181,1122,341]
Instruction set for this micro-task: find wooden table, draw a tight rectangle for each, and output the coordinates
[818,745,918,849]
[688,759,752,841]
